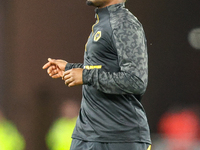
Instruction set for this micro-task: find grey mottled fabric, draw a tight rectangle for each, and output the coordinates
[66,3,151,144]
[65,63,83,70]
[82,4,148,95]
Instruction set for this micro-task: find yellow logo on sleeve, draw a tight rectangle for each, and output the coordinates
[84,65,102,70]
[147,145,151,150]
[94,31,101,42]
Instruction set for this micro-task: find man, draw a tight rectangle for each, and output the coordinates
[46,100,79,150]
[0,110,25,150]
[43,0,151,149]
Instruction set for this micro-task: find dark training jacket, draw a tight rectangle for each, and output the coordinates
[65,3,151,144]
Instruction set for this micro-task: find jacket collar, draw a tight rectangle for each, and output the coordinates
[95,3,125,18]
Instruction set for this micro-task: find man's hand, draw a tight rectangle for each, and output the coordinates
[42,58,67,78]
[62,68,83,87]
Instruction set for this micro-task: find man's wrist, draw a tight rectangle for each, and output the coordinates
[65,63,72,71]
[82,69,90,85]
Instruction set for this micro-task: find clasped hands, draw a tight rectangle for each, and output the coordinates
[42,58,83,87]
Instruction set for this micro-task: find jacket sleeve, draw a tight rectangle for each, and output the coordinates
[65,63,83,71]
[83,22,148,95]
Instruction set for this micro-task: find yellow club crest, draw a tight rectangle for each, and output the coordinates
[94,31,101,42]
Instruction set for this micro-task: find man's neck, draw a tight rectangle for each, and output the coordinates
[98,0,125,9]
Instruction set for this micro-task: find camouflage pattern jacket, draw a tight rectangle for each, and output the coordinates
[65,3,151,144]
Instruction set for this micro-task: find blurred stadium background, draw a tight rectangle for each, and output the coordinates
[0,0,200,150]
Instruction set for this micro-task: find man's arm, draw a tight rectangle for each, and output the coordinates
[83,22,148,95]
[65,63,83,71]
[43,58,83,79]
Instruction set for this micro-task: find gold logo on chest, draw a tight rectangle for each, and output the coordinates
[94,31,101,42]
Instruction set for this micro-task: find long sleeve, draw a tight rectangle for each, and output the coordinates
[83,21,148,95]
[72,3,151,144]
[65,63,83,71]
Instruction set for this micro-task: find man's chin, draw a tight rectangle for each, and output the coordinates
[86,0,94,6]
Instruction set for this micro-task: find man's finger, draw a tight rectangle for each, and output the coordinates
[65,78,71,85]
[62,70,71,80]
[63,70,71,76]
[65,78,74,86]
[48,58,56,63]
[42,62,51,69]
[63,74,71,81]
[42,58,55,69]
[68,81,75,87]
[68,82,75,87]
[48,66,59,77]
[52,74,61,79]
[47,66,55,74]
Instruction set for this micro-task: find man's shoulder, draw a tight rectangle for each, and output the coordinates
[109,8,142,30]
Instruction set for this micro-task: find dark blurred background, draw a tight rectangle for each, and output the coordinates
[0,0,200,150]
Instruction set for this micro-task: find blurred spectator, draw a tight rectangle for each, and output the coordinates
[0,110,25,150]
[153,108,200,150]
[46,99,79,150]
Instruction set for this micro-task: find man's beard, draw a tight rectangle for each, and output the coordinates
[86,0,94,6]
[86,0,107,8]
